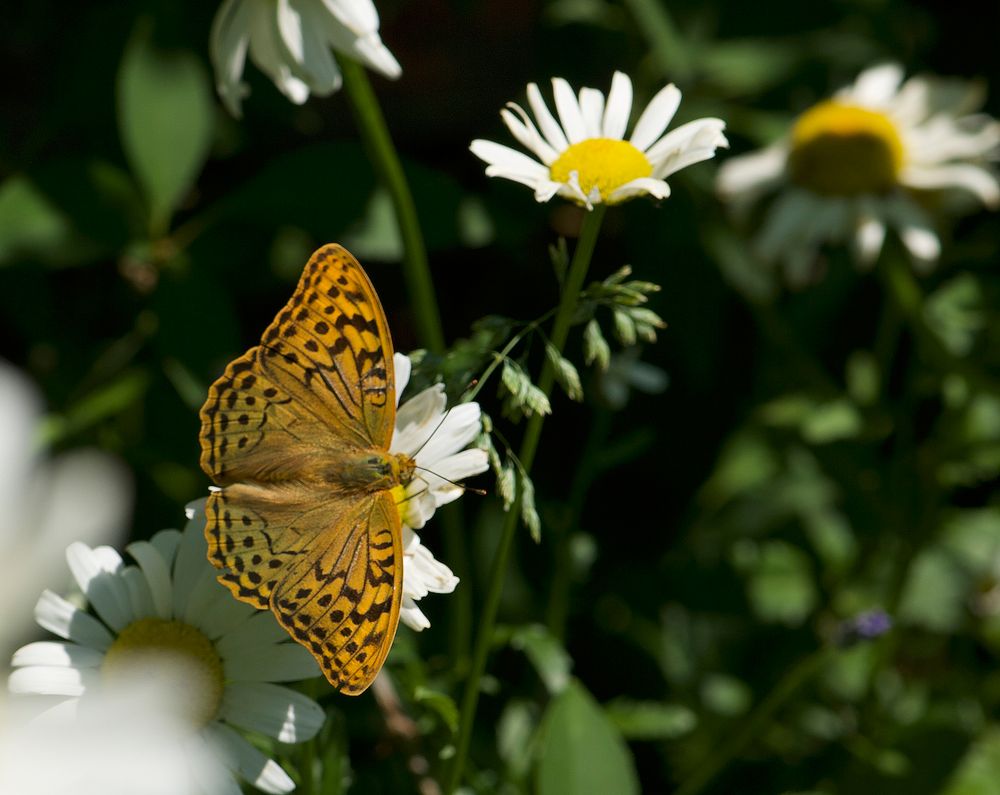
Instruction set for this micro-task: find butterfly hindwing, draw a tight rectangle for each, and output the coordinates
[269,491,402,695]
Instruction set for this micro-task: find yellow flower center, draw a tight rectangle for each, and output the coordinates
[391,484,417,528]
[788,101,905,196]
[550,138,653,203]
[102,618,225,727]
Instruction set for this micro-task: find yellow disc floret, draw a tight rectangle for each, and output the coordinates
[550,138,652,203]
[102,618,225,727]
[788,101,904,196]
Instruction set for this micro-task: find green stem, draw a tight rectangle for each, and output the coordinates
[339,56,446,355]
[446,206,607,793]
[675,647,833,795]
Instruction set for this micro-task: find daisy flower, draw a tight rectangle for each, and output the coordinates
[717,63,1000,283]
[9,504,325,795]
[390,353,489,631]
[0,362,130,659]
[210,0,402,117]
[470,71,728,209]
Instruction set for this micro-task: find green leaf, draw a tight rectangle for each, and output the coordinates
[605,699,697,740]
[545,343,583,401]
[536,680,639,795]
[0,176,74,265]
[414,686,459,734]
[511,624,572,694]
[117,20,214,235]
[942,725,1000,795]
[732,540,817,626]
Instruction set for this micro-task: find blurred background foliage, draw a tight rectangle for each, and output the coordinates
[2,0,999,792]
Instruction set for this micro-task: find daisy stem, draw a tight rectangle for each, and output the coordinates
[339,56,446,354]
[447,206,607,793]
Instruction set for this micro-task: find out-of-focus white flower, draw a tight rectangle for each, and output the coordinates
[210,0,402,116]
[389,353,488,631]
[598,349,669,410]
[0,362,130,658]
[470,71,727,209]
[0,681,224,795]
[9,504,325,794]
[717,63,1000,283]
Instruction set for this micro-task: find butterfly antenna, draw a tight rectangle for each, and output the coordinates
[409,404,455,460]
[414,466,487,496]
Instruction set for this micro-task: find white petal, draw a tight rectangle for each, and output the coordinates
[149,528,183,574]
[206,723,295,795]
[393,352,411,405]
[248,5,310,104]
[223,642,320,682]
[121,566,156,619]
[34,590,114,651]
[413,401,482,466]
[9,665,96,696]
[602,71,633,140]
[126,539,174,619]
[392,384,447,455]
[400,598,430,631]
[844,63,905,108]
[469,140,549,181]
[648,118,728,177]
[901,163,1000,207]
[196,589,259,640]
[11,641,104,669]
[578,87,605,138]
[526,82,569,152]
[630,83,681,152]
[209,0,253,116]
[183,565,237,631]
[608,176,671,203]
[501,105,559,165]
[552,77,588,144]
[900,225,941,264]
[173,503,209,616]
[289,0,345,95]
[402,529,458,597]
[215,610,289,657]
[219,681,325,742]
[755,189,819,263]
[715,143,788,200]
[66,543,132,632]
[854,214,887,265]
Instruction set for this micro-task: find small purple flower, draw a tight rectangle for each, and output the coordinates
[836,609,893,647]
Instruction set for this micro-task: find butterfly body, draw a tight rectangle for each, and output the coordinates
[198,244,410,695]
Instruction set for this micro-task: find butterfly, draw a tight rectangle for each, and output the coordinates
[198,244,415,695]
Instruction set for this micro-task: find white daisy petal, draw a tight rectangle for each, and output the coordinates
[602,71,633,139]
[400,599,431,631]
[209,0,253,117]
[206,723,295,795]
[248,5,310,105]
[149,528,182,574]
[174,505,209,616]
[34,590,114,651]
[126,539,174,619]
[608,177,671,203]
[630,83,681,152]
[215,610,290,657]
[9,664,97,696]
[647,118,728,174]
[552,77,588,144]
[196,590,259,640]
[414,401,482,466]
[854,214,887,266]
[526,82,570,152]
[120,565,156,621]
[66,542,132,632]
[578,87,605,138]
[716,144,787,201]
[393,352,412,404]
[901,163,1000,207]
[223,642,320,683]
[469,140,549,182]
[900,224,941,265]
[844,63,905,108]
[219,681,325,742]
[11,641,104,669]
[501,106,559,165]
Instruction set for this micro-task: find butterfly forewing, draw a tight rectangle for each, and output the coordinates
[198,244,404,695]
